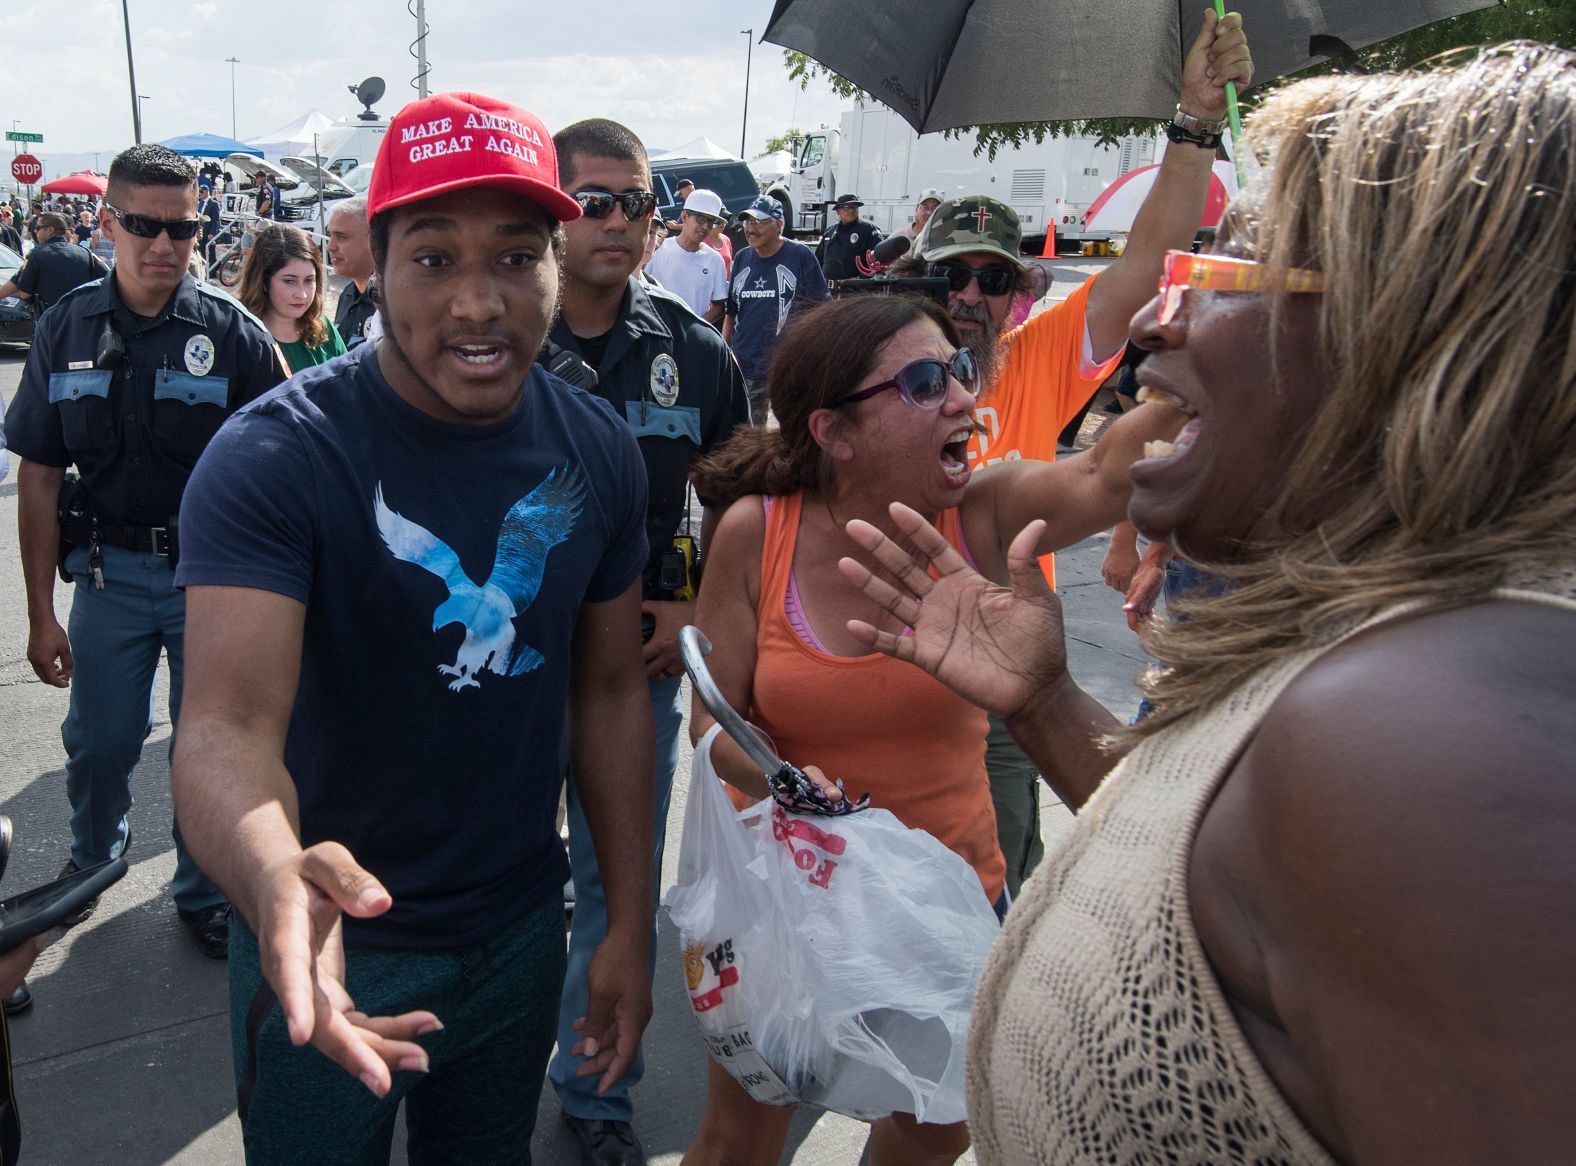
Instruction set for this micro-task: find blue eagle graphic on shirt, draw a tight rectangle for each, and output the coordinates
[373,465,587,692]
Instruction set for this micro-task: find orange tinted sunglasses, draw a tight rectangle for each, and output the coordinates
[1157,249,1326,325]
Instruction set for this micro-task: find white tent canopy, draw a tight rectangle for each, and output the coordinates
[247,109,338,161]
[651,137,740,162]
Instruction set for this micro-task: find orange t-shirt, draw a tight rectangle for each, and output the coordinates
[741,492,1005,904]
[964,274,1122,587]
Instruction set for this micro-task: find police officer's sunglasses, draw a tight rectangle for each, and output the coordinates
[572,190,658,221]
[831,348,980,410]
[105,204,204,241]
[925,262,1017,297]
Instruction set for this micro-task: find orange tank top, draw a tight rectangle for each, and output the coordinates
[747,492,1005,903]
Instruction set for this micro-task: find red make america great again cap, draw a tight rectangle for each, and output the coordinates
[367,91,582,223]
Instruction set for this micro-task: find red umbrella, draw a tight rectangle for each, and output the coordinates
[40,171,108,196]
[1083,161,1238,233]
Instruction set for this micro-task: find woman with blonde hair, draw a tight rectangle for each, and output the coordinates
[844,42,1576,1164]
[237,223,346,374]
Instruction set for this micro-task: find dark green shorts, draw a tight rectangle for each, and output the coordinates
[229,901,566,1166]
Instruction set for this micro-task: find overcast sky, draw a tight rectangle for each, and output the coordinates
[3,0,850,175]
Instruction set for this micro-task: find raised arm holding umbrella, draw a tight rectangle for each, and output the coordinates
[1079,8,1250,358]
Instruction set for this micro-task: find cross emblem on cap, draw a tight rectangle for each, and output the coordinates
[970,205,994,232]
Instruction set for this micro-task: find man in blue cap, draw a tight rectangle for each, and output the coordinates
[722,196,829,424]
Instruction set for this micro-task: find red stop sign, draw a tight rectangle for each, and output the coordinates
[11,154,42,184]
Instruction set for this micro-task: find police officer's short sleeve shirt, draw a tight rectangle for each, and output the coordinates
[545,279,749,598]
[14,237,107,313]
[3,272,285,525]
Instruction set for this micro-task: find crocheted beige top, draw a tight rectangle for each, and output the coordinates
[966,576,1576,1165]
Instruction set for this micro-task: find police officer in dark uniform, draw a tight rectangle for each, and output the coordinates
[816,193,885,282]
[542,118,749,1166]
[4,144,283,976]
[0,212,109,315]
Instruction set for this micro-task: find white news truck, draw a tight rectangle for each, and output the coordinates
[766,107,1158,253]
[319,120,388,178]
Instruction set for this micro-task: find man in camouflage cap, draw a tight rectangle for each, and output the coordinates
[914,194,1028,384]
[908,11,1254,902]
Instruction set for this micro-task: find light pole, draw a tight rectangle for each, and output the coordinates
[739,28,753,159]
[121,0,141,143]
[413,0,429,98]
[225,57,240,139]
[138,95,150,141]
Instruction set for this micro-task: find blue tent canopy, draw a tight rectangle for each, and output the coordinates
[157,132,263,158]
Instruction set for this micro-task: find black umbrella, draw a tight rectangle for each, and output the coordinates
[761,0,1499,135]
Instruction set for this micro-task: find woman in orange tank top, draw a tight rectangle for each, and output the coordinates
[681,293,1175,1166]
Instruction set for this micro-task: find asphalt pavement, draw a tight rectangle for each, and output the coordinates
[0,260,1155,1165]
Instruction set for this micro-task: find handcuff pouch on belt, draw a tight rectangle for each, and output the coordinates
[55,473,88,584]
[56,473,180,586]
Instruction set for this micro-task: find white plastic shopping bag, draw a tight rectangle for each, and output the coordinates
[663,724,1000,1124]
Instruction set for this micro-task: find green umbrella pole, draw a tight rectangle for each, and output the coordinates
[1213,0,1249,186]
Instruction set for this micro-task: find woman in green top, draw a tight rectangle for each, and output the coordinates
[237,223,346,375]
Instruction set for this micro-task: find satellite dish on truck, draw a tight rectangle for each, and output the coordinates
[349,77,386,122]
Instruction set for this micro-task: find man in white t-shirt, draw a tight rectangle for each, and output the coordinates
[643,189,728,323]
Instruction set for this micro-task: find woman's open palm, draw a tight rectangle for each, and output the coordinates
[838,503,1068,718]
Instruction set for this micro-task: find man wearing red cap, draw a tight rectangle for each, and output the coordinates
[170,92,656,1162]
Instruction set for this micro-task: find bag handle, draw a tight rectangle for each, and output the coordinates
[679,625,870,816]
[680,625,782,776]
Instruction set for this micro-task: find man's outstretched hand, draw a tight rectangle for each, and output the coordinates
[258,842,441,1097]
[837,502,1069,718]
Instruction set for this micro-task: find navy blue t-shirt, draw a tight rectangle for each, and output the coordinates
[724,238,830,380]
[177,343,648,950]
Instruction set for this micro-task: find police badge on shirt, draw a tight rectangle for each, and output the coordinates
[650,354,680,407]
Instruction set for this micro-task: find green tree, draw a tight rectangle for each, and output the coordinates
[763,128,807,156]
[784,0,1576,157]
